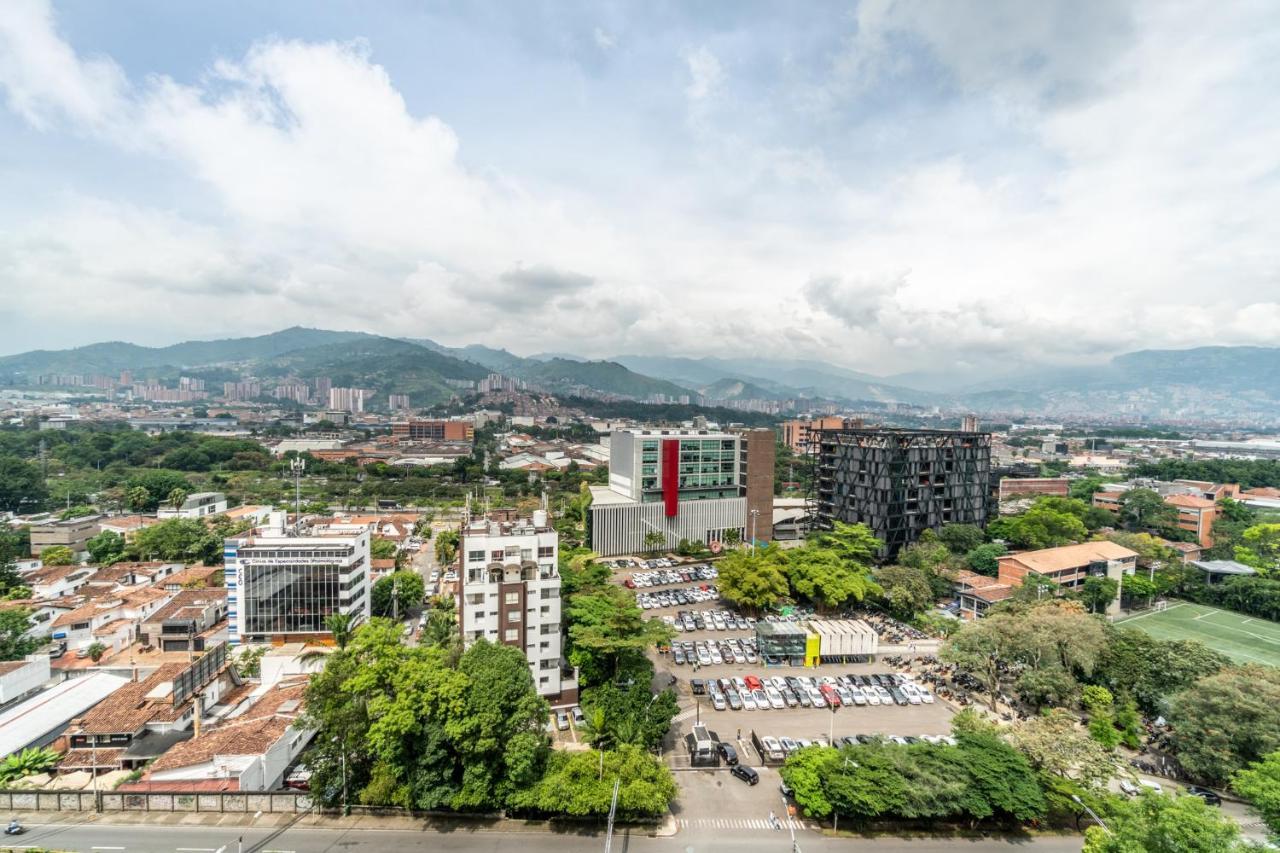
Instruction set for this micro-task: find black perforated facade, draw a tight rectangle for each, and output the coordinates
[812,428,992,557]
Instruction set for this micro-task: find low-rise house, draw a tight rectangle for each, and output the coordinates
[949,570,1014,617]
[30,514,102,557]
[126,677,313,792]
[158,492,228,519]
[50,587,176,653]
[137,589,228,652]
[25,564,98,599]
[161,565,222,590]
[97,515,165,540]
[60,645,238,774]
[997,541,1138,616]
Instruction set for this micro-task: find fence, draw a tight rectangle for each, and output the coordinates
[0,789,313,814]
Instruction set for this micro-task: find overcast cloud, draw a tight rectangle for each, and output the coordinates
[0,0,1277,376]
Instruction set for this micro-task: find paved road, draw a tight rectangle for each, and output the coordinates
[5,821,1085,853]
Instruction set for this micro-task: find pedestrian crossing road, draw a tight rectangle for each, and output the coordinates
[677,817,816,831]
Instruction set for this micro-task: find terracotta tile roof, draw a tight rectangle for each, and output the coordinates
[163,565,221,588]
[52,602,103,629]
[59,747,127,770]
[1001,541,1138,574]
[147,589,226,623]
[93,619,132,636]
[964,584,1014,603]
[241,678,308,721]
[116,778,240,793]
[75,662,191,735]
[1165,494,1215,509]
[221,505,267,519]
[27,565,96,586]
[1244,487,1280,498]
[147,715,294,773]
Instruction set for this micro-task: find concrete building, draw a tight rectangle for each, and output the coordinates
[587,427,775,556]
[0,657,51,706]
[779,416,861,453]
[997,541,1138,616]
[457,511,576,705]
[0,670,130,757]
[137,589,228,652]
[327,387,370,413]
[30,514,101,557]
[391,418,473,442]
[157,491,228,519]
[224,523,371,645]
[998,477,1070,502]
[814,428,991,558]
[1093,486,1219,547]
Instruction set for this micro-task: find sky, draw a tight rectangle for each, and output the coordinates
[0,0,1278,378]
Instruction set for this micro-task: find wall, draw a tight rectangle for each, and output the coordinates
[0,658,51,704]
[0,789,312,814]
[589,496,746,557]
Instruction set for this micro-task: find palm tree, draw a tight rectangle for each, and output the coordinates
[167,487,190,513]
[325,612,355,649]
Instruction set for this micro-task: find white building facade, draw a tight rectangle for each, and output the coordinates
[224,527,371,645]
[157,491,228,519]
[458,512,577,705]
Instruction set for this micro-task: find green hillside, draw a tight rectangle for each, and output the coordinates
[515,358,693,399]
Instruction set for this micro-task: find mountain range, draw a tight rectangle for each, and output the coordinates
[4,328,1280,419]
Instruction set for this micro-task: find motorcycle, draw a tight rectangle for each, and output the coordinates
[5,821,24,836]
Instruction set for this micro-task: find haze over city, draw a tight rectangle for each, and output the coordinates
[2,0,1278,376]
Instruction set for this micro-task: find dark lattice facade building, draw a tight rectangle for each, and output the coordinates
[813,428,992,557]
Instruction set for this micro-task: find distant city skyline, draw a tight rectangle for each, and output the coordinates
[1,0,1277,376]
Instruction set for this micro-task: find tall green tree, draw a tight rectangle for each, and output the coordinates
[1117,489,1179,535]
[371,571,426,618]
[1169,665,1280,785]
[1082,792,1244,853]
[434,528,459,567]
[86,530,126,566]
[0,609,40,661]
[874,564,935,620]
[0,456,47,512]
[964,542,1008,576]
[1234,750,1280,843]
[510,744,676,819]
[787,548,879,611]
[1079,576,1119,614]
[565,584,672,685]
[716,544,791,614]
[937,523,986,555]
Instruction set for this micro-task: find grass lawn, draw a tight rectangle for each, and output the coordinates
[1115,601,1280,667]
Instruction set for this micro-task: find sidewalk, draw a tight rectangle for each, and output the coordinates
[8,808,678,837]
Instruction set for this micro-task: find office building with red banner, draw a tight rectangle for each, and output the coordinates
[587,428,774,556]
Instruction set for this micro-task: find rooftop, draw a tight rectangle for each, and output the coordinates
[1189,560,1258,576]
[0,671,131,757]
[1002,541,1138,574]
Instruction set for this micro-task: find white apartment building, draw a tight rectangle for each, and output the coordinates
[157,491,228,519]
[224,519,371,645]
[458,511,577,705]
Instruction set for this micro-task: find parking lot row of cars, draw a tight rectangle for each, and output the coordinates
[693,673,935,711]
[662,608,756,631]
[624,563,718,589]
[639,586,719,609]
[672,637,759,666]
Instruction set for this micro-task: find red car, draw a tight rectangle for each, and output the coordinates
[819,684,841,707]
[624,579,636,589]
[744,675,764,691]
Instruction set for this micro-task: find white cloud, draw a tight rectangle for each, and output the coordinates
[0,0,1277,377]
[683,45,723,102]
[593,27,616,51]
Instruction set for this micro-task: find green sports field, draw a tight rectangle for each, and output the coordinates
[1115,601,1280,667]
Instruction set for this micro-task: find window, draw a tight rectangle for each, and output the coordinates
[468,550,485,563]
[504,629,519,642]
[507,611,522,623]
[537,546,554,559]
[504,591,520,605]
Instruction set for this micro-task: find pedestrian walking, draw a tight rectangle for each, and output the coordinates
[769,811,779,830]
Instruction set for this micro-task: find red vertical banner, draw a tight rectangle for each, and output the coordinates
[662,438,679,517]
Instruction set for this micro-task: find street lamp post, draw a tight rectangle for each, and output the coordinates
[1071,794,1112,836]
[781,790,801,853]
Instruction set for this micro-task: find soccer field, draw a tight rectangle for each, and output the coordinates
[1115,601,1280,667]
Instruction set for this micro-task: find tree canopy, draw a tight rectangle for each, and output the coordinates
[1168,665,1280,785]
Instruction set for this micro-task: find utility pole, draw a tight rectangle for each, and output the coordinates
[291,456,306,527]
[781,790,801,853]
[603,777,621,853]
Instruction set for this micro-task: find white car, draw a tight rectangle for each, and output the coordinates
[709,647,723,665]
[741,691,758,711]
[875,686,892,704]
[808,688,826,708]
[847,687,868,706]
[697,647,712,666]
[711,693,727,711]
[766,688,786,710]
[863,688,881,706]
[917,688,935,704]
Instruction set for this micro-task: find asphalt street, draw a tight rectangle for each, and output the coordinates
[3,820,1086,853]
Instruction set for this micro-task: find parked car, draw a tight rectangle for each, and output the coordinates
[711,692,727,711]
[730,765,759,785]
[717,742,739,766]
[556,711,570,731]
[1186,786,1222,806]
[571,706,585,726]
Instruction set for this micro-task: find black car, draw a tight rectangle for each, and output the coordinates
[730,765,759,785]
[890,688,909,706]
[1186,786,1222,806]
[717,742,739,766]
[673,648,686,665]
[691,678,706,695]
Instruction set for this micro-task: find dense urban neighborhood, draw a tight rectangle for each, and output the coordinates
[0,340,1278,853]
